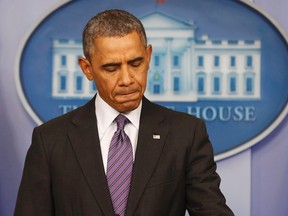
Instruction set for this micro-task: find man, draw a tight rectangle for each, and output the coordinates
[14,9,234,216]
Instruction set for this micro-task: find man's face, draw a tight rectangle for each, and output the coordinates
[79,31,152,113]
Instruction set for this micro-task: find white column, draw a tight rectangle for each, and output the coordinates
[189,38,196,94]
[67,53,74,97]
[185,42,194,93]
[183,49,188,93]
[165,38,173,94]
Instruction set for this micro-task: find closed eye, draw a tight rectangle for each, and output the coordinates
[128,57,144,67]
[101,63,120,72]
[104,66,118,72]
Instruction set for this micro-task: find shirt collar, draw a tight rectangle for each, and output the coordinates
[95,94,142,136]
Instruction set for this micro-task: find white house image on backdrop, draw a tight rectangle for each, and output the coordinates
[51,11,261,101]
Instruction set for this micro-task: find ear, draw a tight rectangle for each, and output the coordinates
[146,44,152,65]
[78,57,93,81]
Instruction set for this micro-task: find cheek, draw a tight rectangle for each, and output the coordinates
[137,70,148,88]
[94,77,112,95]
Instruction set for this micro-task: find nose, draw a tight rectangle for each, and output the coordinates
[119,66,134,86]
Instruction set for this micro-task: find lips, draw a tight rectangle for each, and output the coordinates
[116,90,141,101]
[118,90,137,95]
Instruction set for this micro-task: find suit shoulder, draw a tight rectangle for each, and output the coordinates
[36,99,93,132]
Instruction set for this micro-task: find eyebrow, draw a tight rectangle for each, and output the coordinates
[127,57,144,64]
[101,62,121,69]
[101,57,144,69]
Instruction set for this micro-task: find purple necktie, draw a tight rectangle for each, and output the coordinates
[107,114,133,216]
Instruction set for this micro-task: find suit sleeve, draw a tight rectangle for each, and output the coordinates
[14,127,54,216]
[185,120,234,215]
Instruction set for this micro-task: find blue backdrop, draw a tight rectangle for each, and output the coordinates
[0,0,287,215]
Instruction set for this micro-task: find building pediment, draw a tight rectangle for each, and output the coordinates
[141,11,196,29]
[141,11,196,38]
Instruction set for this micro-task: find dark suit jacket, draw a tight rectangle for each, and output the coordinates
[14,96,234,216]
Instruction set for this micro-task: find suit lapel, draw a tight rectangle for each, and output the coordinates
[67,97,115,216]
[125,98,170,216]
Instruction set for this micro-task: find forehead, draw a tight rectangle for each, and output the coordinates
[95,31,143,45]
[92,31,146,59]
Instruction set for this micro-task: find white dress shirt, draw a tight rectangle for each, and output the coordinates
[95,94,142,173]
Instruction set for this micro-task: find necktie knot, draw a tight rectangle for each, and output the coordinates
[115,114,129,130]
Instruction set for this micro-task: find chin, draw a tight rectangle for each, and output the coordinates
[117,101,140,113]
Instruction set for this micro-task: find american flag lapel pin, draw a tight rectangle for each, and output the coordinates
[153,134,161,140]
